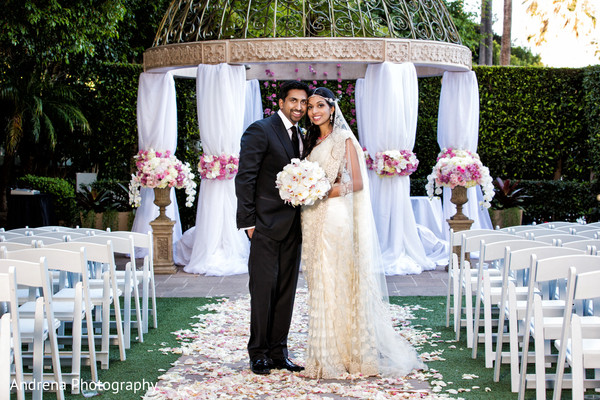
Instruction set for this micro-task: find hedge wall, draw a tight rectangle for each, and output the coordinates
[76,64,600,228]
[475,66,588,181]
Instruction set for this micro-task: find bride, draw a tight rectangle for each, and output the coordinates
[300,87,425,379]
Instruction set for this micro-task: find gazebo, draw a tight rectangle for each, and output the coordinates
[134,0,492,275]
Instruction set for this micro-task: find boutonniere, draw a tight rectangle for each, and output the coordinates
[300,127,307,137]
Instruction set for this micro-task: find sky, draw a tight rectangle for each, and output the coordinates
[457,0,599,67]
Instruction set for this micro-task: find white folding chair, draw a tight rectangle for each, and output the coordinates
[570,230,600,239]
[446,228,496,330]
[0,242,35,251]
[518,254,600,400]
[96,230,156,333]
[492,246,583,391]
[35,226,74,232]
[0,268,25,400]
[456,232,520,345]
[34,237,66,246]
[3,248,98,393]
[0,312,12,399]
[553,268,600,400]
[47,241,127,367]
[449,228,510,332]
[0,232,27,240]
[566,225,600,234]
[73,235,142,347]
[505,225,548,234]
[30,232,70,241]
[4,228,34,235]
[538,221,578,229]
[532,234,588,245]
[514,229,556,238]
[471,239,550,368]
[4,237,38,246]
[563,239,600,253]
[0,258,64,400]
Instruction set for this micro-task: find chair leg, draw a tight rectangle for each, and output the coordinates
[45,303,65,400]
[455,259,467,341]
[131,275,144,343]
[151,274,158,329]
[465,268,474,348]
[570,316,584,400]
[483,278,495,368]
[100,296,111,369]
[446,261,453,328]
[494,291,508,382]
[124,278,132,349]
[533,299,548,400]
[142,268,149,334]
[32,300,44,400]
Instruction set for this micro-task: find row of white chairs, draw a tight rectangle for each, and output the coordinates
[446,223,600,399]
[1,226,157,338]
[0,226,157,399]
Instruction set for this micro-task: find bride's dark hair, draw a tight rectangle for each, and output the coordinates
[304,87,336,158]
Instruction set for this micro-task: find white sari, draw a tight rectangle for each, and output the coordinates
[301,105,425,379]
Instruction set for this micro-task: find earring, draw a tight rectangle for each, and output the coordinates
[330,113,334,123]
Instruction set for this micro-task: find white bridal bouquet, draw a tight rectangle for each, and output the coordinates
[276,158,331,207]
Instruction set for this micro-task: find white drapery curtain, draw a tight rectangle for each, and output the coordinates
[176,78,263,268]
[437,71,493,239]
[182,64,250,275]
[356,62,435,275]
[132,72,182,252]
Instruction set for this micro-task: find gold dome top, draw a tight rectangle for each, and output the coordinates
[153,0,462,47]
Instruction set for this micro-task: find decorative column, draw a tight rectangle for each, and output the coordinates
[150,187,176,274]
[447,186,474,258]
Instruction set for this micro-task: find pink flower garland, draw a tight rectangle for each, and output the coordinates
[198,153,239,180]
[363,148,419,177]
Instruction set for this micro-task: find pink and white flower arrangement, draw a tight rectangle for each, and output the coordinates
[426,148,494,208]
[198,153,239,180]
[371,149,419,177]
[128,149,197,208]
[363,147,374,170]
[276,158,331,207]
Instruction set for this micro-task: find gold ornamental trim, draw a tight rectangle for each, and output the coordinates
[143,38,471,78]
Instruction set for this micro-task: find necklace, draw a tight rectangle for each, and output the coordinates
[316,129,333,144]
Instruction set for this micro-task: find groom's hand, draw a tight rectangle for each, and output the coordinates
[246,228,255,239]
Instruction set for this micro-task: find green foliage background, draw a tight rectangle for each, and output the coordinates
[8,63,600,227]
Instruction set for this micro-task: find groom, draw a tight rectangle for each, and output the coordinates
[235,80,309,375]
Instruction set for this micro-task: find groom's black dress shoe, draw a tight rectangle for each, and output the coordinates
[271,358,304,372]
[250,358,272,375]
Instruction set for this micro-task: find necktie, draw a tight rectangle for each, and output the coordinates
[290,126,300,158]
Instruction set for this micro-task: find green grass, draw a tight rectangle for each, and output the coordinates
[12,297,216,400]
[391,296,576,400]
[391,296,517,399]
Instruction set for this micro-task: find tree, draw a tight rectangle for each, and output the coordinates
[0,0,127,211]
[524,0,599,56]
[500,0,512,65]
[479,0,494,65]
[444,0,481,55]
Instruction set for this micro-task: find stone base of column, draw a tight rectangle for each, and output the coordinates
[150,219,177,274]
[448,218,474,262]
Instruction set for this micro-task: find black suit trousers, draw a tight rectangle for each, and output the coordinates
[247,213,301,362]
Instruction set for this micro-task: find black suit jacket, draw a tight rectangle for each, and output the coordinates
[235,113,301,241]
